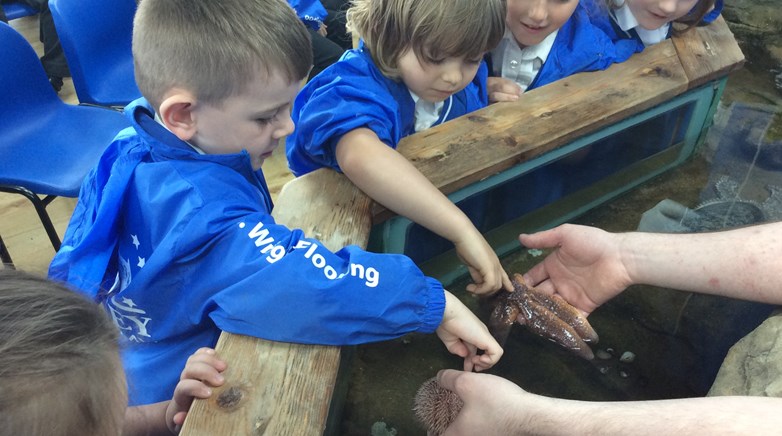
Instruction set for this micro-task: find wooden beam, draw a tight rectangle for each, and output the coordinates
[180,169,372,435]
[672,16,745,90]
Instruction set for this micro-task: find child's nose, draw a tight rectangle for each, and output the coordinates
[441,66,463,86]
[274,113,295,138]
[527,0,548,23]
[657,0,677,14]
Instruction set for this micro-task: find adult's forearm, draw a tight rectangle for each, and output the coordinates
[537,396,782,435]
[621,222,782,303]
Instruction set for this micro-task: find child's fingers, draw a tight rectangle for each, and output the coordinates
[185,348,226,366]
[171,379,214,416]
[489,91,520,103]
[181,361,226,386]
[173,411,188,426]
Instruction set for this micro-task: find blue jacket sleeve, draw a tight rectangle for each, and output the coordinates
[174,208,446,345]
[286,56,404,176]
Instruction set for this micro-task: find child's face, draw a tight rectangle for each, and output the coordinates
[626,0,699,29]
[190,70,299,170]
[506,0,579,48]
[397,49,483,104]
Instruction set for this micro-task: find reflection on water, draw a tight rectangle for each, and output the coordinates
[337,65,782,436]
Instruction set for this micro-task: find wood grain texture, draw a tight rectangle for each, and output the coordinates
[181,169,371,435]
[672,16,745,90]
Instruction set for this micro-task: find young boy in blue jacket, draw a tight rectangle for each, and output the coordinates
[286,0,513,295]
[49,0,502,406]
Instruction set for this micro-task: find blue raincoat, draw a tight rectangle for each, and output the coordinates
[49,98,445,405]
[286,43,490,176]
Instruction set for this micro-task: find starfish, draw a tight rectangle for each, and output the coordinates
[489,273,598,360]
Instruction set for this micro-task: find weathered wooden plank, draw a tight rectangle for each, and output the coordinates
[379,40,687,219]
[181,169,372,435]
[671,16,745,90]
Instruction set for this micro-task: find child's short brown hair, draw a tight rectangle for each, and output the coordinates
[347,0,506,79]
[0,270,125,436]
[133,0,313,110]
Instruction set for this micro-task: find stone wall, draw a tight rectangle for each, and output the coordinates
[722,1,782,91]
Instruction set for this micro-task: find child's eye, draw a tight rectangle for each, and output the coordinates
[466,58,483,65]
[425,56,445,65]
[255,117,273,125]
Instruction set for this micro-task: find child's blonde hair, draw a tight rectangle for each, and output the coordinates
[0,270,125,436]
[347,0,506,79]
[133,0,313,110]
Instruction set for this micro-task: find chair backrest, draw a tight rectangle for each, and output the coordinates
[2,1,37,20]
[0,22,63,114]
[0,21,130,197]
[49,0,140,106]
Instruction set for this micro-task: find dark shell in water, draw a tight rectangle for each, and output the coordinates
[683,200,764,232]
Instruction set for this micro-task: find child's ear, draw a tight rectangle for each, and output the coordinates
[158,88,198,141]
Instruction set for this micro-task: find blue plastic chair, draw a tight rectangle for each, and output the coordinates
[2,1,37,21]
[0,22,131,253]
[49,0,140,107]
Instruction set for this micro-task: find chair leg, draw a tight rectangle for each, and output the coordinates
[0,234,15,270]
[0,186,62,251]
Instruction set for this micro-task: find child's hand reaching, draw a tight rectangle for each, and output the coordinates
[166,347,227,433]
[487,77,522,103]
[454,229,512,296]
[436,291,504,371]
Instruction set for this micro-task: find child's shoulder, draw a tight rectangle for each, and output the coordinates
[298,46,403,106]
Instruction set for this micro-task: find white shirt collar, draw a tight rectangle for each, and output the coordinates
[410,92,445,132]
[612,0,670,46]
[491,28,558,91]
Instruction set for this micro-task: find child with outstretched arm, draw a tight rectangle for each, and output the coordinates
[286,0,513,295]
[49,0,502,407]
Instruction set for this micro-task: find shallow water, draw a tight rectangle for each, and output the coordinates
[337,63,782,436]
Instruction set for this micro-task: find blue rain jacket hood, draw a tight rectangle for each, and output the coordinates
[49,98,445,405]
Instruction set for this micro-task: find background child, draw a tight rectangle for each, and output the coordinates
[286,0,513,295]
[606,0,722,47]
[487,0,642,103]
[49,0,503,407]
[287,0,346,80]
[482,0,643,236]
[0,269,225,436]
